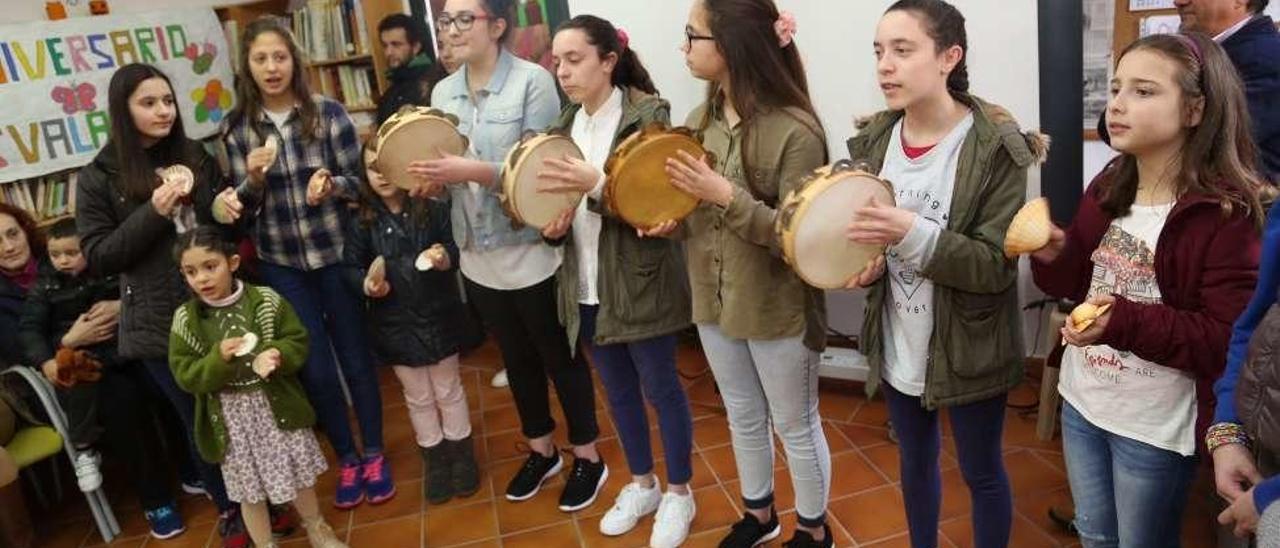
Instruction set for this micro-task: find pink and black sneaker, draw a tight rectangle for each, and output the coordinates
[362,454,396,504]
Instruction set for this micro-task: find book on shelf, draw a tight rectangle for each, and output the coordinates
[0,171,77,224]
[295,0,371,63]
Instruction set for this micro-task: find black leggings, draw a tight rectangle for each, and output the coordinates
[465,276,598,446]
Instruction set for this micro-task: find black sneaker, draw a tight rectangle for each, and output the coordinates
[719,510,781,548]
[505,449,563,501]
[783,524,833,548]
[558,457,608,512]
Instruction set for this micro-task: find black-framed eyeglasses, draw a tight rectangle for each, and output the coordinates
[436,11,490,33]
[685,26,714,49]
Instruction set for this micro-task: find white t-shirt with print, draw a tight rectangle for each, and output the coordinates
[1059,202,1198,456]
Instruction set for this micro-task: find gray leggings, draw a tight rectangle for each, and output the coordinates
[697,324,832,527]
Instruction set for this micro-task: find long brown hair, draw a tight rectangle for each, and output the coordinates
[0,203,44,260]
[1100,33,1266,225]
[224,17,320,143]
[106,63,198,202]
[697,0,827,199]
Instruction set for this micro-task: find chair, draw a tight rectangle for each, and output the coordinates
[1,367,120,543]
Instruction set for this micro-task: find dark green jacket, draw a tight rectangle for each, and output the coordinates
[168,284,313,463]
[549,87,692,351]
[846,94,1046,408]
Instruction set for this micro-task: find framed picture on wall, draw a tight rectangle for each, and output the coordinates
[423,0,571,73]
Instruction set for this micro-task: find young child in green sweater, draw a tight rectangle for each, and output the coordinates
[167,227,344,548]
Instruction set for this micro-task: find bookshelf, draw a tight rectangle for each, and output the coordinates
[0,169,79,228]
[217,0,405,137]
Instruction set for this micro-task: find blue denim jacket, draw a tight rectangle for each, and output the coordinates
[429,49,561,251]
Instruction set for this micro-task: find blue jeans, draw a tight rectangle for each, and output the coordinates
[1061,401,1197,547]
[883,383,1011,548]
[579,305,693,484]
[142,359,233,512]
[258,262,383,461]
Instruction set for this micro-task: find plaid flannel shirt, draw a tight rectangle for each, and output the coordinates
[224,96,362,271]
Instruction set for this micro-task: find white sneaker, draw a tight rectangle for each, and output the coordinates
[598,481,661,536]
[74,451,102,492]
[649,491,696,548]
[490,369,509,388]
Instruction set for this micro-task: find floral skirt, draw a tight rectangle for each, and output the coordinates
[218,389,328,505]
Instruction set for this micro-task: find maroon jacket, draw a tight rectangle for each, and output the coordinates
[1032,167,1261,453]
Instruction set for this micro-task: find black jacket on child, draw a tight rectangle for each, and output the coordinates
[0,273,29,368]
[18,259,121,368]
[76,140,222,360]
[344,199,463,366]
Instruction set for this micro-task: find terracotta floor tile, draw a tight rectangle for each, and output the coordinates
[424,499,499,547]
[576,511,653,548]
[687,486,741,535]
[817,389,864,423]
[175,493,222,526]
[500,521,581,548]
[939,467,973,520]
[940,513,1062,547]
[1013,486,1078,546]
[850,397,890,427]
[387,447,426,482]
[837,422,893,449]
[691,414,733,450]
[822,421,855,455]
[347,513,421,547]
[1004,449,1068,497]
[1001,411,1065,451]
[828,485,908,544]
[688,450,718,490]
[494,486,572,535]
[352,479,423,524]
[682,526,731,548]
[484,428,529,464]
[830,451,888,498]
[862,443,902,482]
[701,444,740,482]
[862,532,915,547]
[481,404,523,435]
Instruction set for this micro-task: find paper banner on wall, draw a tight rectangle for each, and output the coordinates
[0,9,234,183]
[1140,15,1183,37]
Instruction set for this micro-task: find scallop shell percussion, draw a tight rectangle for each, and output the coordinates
[499,133,586,229]
[775,161,895,289]
[234,332,259,357]
[372,106,468,190]
[1003,197,1052,258]
[603,124,706,229]
[1068,302,1112,333]
[366,256,387,286]
[415,245,447,271]
[160,165,195,196]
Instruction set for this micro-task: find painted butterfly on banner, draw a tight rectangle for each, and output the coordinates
[51,82,97,115]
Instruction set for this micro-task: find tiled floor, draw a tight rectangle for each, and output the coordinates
[29,340,1222,547]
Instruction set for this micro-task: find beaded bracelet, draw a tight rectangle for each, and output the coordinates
[1205,422,1252,453]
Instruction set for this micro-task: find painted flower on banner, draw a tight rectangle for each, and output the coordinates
[50,82,97,115]
[192,79,232,123]
[184,41,218,75]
